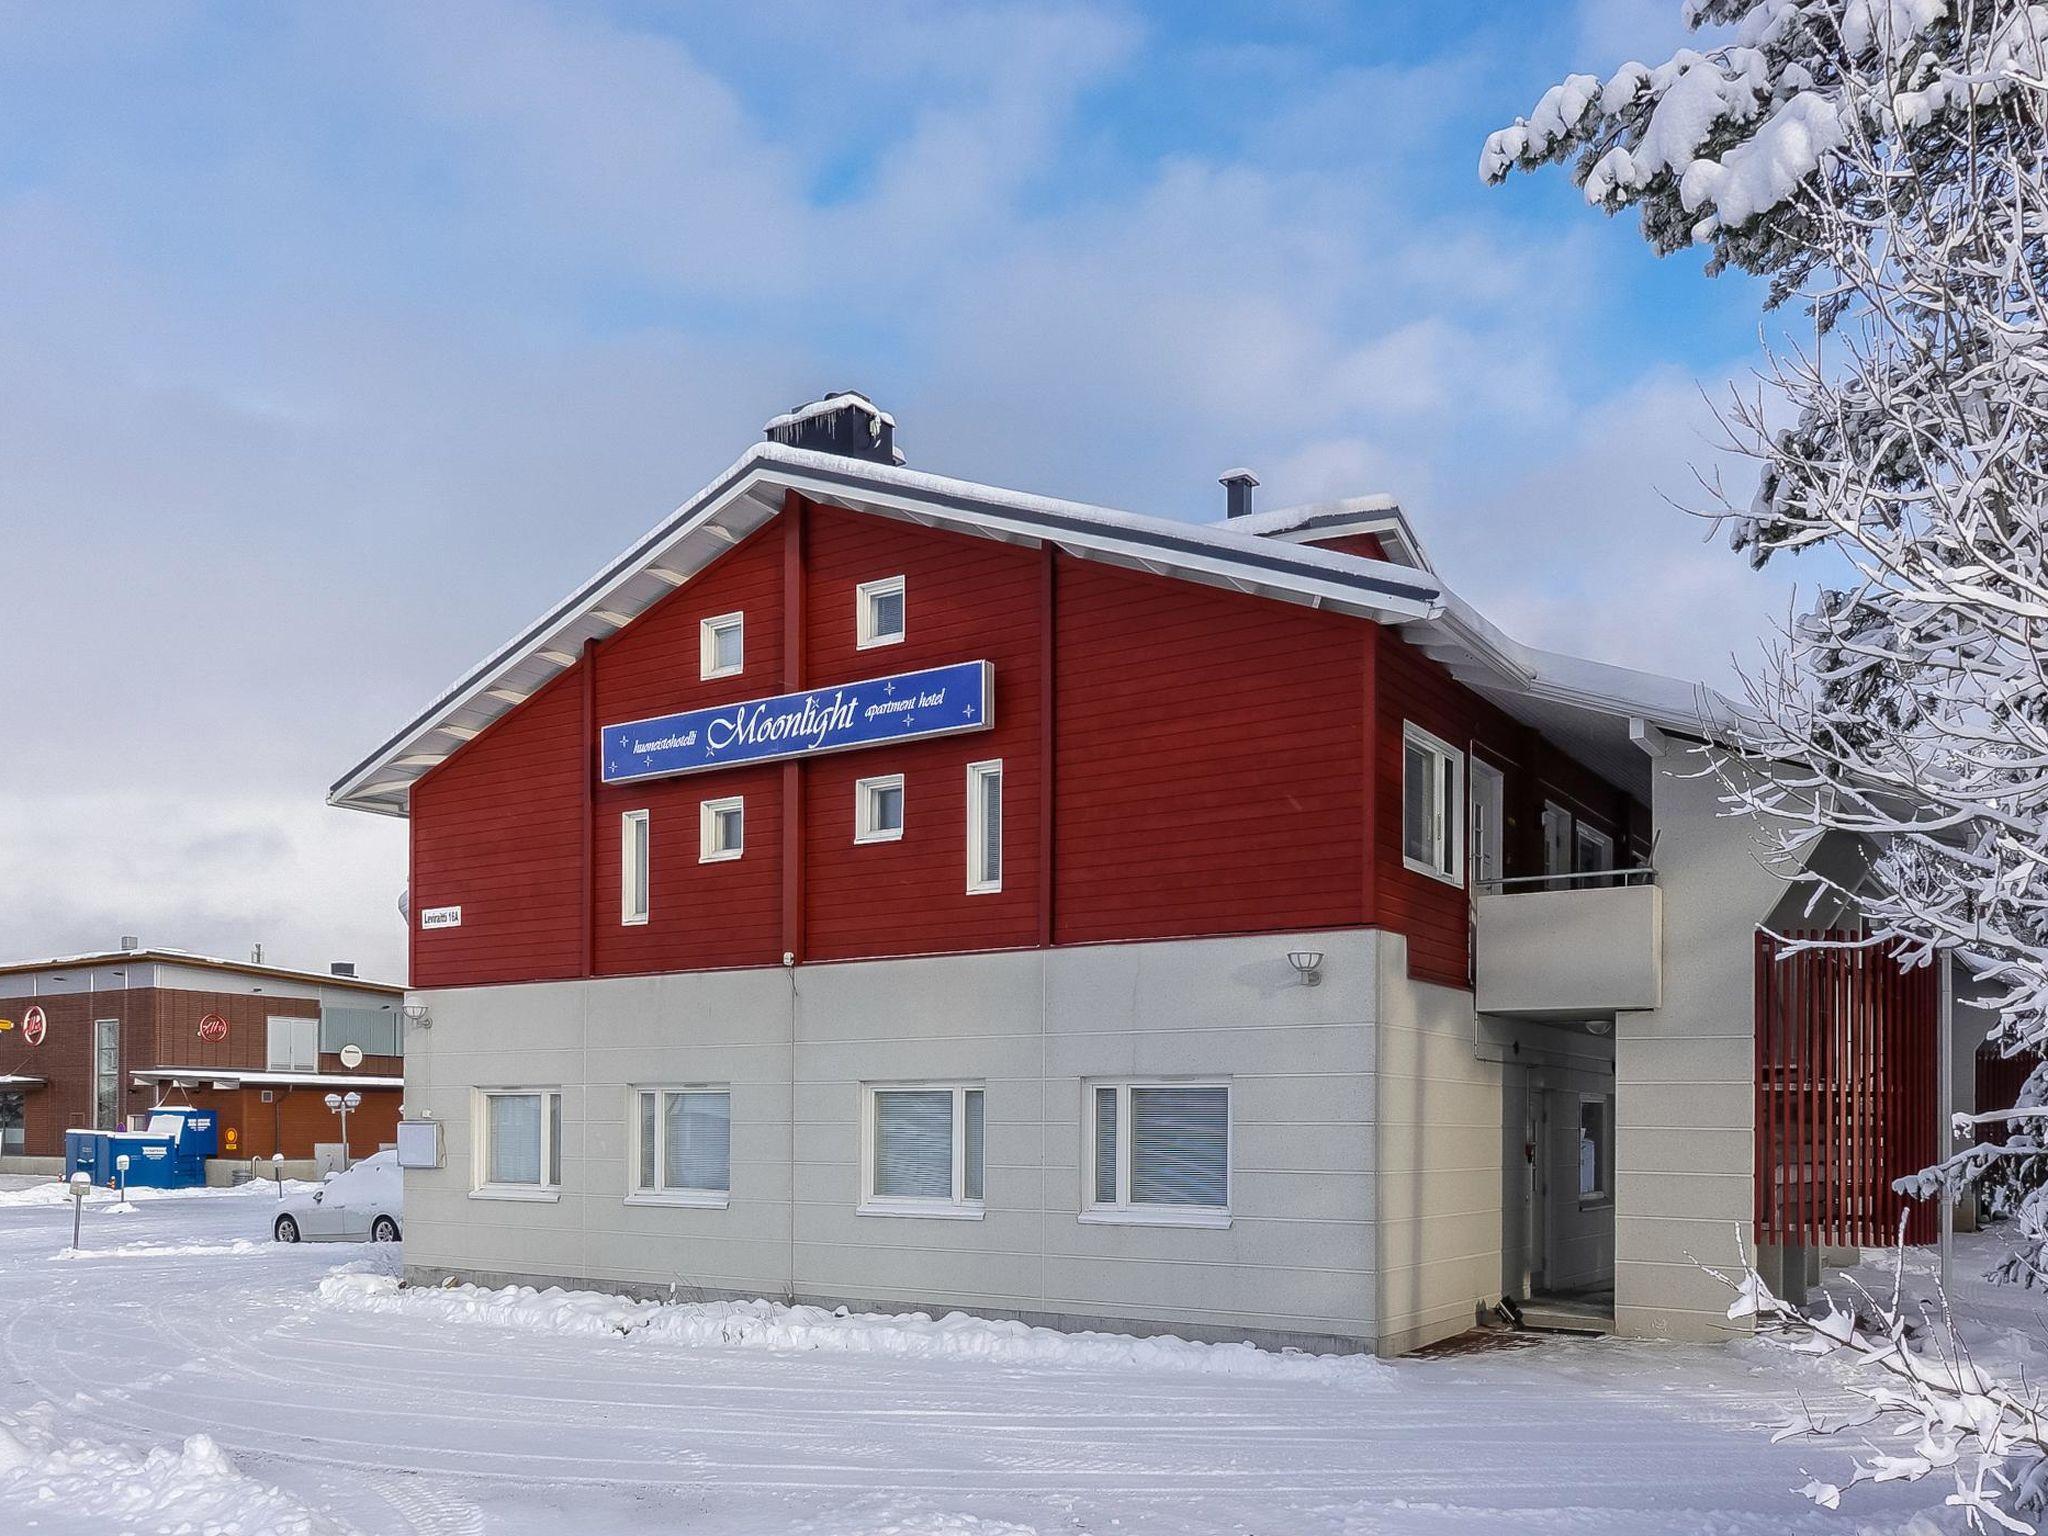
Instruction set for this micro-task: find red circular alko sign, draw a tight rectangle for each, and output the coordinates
[21,1006,46,1047]
[197,1013,229,1044]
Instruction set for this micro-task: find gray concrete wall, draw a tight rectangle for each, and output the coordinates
[1615,755,1784,1342]
[1374,932,1503,1354]
[1475,885,1662,1015]
[401,928,1380,1353]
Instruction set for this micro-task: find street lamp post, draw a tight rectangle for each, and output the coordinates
[323,1091,362,1170]
[67,1170,90,1251]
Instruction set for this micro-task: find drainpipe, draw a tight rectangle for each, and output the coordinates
[1939,956,1954,1296]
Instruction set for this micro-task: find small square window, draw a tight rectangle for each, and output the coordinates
[479,1088,563,1192]
[1086,1080,1230,1222]
[1579,1095,1613,1205]
[855,774,905,843]
[862,1083,984,1215]
[700,797,744,862]
[631,1086,731,1203]
[700,613,744,679]
[857,576,906,649]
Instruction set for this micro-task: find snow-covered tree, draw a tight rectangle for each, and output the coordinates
[1485,2,2048,1524]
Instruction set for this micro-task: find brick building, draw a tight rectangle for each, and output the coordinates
[0,945,404,1172]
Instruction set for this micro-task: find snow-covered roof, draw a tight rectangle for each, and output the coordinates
[0,948,402,995]
[1222,496,1434,573]
[330,442,1735,816]
[134,1069,405,1090]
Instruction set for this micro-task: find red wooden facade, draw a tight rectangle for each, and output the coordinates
[407,496,1650,992]
[1754,931,1940,1248]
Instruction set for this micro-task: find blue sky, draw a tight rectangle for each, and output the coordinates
[0,0,1797,979]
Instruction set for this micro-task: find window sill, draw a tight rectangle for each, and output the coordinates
[625,1191,730,1210]
[857,1200,984,1222]
[698,851,743,864]
[468,1186,561,1204]
[853,830,904,845]
[1079,1208,1232,1230]
[856,634,906,651]
[1401,854,1464,889]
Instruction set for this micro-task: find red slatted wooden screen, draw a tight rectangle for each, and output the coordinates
[1755,930,1939,1248]
[1977,1041,2042,1123]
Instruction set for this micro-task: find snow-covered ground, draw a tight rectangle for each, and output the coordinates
[0,1182,1978,1534]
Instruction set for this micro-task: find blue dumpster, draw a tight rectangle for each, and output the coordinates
[65,1106,219,1190]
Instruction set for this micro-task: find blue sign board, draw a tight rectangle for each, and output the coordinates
[602,660,994,784]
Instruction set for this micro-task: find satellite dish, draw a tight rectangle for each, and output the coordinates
[339,1044,365,1069]
[396,885,410,923]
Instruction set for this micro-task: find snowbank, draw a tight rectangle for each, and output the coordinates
[52,1238,270,1261]
[319,1274,1395,1389]
[0,1405,351,1534]
[0,1178,316,1208]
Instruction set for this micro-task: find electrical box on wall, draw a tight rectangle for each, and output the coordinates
[396,1119,444,1169]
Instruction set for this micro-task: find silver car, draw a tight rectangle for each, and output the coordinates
[272,1149,402,1244]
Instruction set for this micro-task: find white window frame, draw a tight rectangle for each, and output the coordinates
[472,1087,563,1202]
[858,1081,985,1220]
[1578,1093,1614,1207]
[1574,822,1615,874]
[1401,722,1465,888]
[627,1084,732,1208]
[854,773,905,844]
[699,796,744,863]
[966,759,1002,894]
[856,574,906,649]
[94,1018,122,1131]
[1542,800,1574,882]
[699,611,744,679]
[621,809,650,925]
[265,1016,318,1073]
[1082,1078,1232,1229]
[1468,757,1506,888]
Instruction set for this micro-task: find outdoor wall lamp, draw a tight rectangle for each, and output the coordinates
[1287,951,1324,987]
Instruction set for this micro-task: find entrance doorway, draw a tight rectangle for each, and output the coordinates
[1501,1033,1617,1332]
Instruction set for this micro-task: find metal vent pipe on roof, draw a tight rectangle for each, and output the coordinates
[1220,468,1259,519]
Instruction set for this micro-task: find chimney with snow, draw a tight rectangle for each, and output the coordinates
[764,391,902,466]
[1220,468,1259,519]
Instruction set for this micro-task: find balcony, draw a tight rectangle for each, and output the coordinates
[1474,871,1662,1017]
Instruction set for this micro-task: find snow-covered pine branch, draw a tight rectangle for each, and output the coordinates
[1720,1244,2048,1531]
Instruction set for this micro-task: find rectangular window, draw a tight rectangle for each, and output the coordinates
[1086,1081,1230,1223]
[266,1016,318,1072]
[621,810,650,924]
[1578,1095,1613,1204]
[863,1083,984,1216]
[1401,723,1464,886]
[1542,801,1574,887]
[700,612,744,679]
[94,1019,120,1131]
[629,1087,731,1204]
[856,575,906,649]
[855,773,905,844]
[1574,823,1615,876]
[966,759,1002,893]
[479,1089,562,1193]
[700,796,744,862]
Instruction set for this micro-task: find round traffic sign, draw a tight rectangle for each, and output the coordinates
[22,1006,46,1047]
[197,1013,229,1044]
[339,1044,364,1069]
